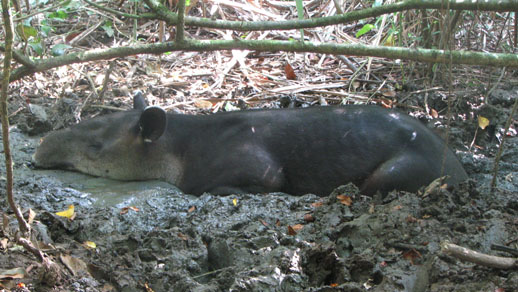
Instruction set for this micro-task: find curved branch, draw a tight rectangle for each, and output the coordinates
[6,39,518,82]
[145,0,518,31]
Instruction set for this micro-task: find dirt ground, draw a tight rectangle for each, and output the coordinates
[0,78,517,291]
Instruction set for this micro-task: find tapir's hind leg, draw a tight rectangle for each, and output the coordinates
[360,153,440,196]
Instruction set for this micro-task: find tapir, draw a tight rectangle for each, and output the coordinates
[33,93,468,196]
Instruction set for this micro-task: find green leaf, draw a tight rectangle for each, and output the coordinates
[102,21,114,37]
[16,24,38,41]
[356,24,375,38]
[186,0,191,6]
[48,10,68,20]
[51,44,72,56]
[40,25,52,37]
[29,41,44,56]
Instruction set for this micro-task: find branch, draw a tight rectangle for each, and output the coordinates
[1,0,30,235]
[6,39,518,81]
[144,0,518,31]
[441,241,517,269]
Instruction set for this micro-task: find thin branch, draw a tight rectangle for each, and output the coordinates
[5,39,518,82]
[1,0,30,235]
[144,0,518,31]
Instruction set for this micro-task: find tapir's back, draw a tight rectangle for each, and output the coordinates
[175,105,467,196]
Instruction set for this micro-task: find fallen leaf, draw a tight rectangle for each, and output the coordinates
[55,205,75,219]
[478,115,490,130]
[232,198,238,206]
[60,254,89,276]
[17,282,26,288]
[287,225,297,236]
[292,224,304,231]
[381,89,396,97]
[83,241,96,249]
[285,63,296,80]
[406,215,418,223]
[311,201,323,207]
[379,261,388,267]
[275,219,281,226]
[402,249,422,265]
[336,194,352,206]
[430,108,439,118]
[330,283,338,287]
[145,282,155,292]
[259,219,269,226]
[177,232,189,241]
[368,204,375,214]
[27,208,36,225]
[194,99,213,109]
[0,238,7,249]
[188,206,196,213]
[304,213,315,222]
[120,206,139,215]
[392,205,403,211]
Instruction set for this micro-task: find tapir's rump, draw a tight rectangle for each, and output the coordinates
[34,93,467,196]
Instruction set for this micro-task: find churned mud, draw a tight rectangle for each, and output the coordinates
[0,88,517,292]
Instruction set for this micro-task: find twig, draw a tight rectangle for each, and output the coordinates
[441,241,517,269]
[192,266,233,279]
[98,61,116,102]
[491,244,518,257]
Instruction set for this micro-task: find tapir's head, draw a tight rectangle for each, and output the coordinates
[33,92,173,181]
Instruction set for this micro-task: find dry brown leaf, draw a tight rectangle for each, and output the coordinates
[285,63,296,80]
[402,249,422,265]
[406,215,418,223]
[1,238,7,249]
[303,213,315,223]
[336,194,352,206]
[60,254,89,276]
[311,201,323,207]
[188,206,196,213]
[177,232,189,241]
[287,225,296,236]
[194,99,213,109]
[259,219,269,226]
[275,219,281,226]
[392,205,403,211]
[381,89,396,97]
[430,108,439,118]
[330,283,338,287]
[291,224,304,231]
[368,204,375,214]
[26,208,36,225]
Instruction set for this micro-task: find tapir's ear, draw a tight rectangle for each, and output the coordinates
[139,106,166,142]
[133,91,148,110]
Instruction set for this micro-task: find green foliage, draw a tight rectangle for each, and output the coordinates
[15,24,38,41]
[102,21,114,38]
[29,41,44,56]
[356,24,374,38]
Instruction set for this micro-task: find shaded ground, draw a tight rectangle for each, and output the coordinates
[0,85,517,292]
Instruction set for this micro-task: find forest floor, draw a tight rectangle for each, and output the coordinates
[1,1,518,292]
